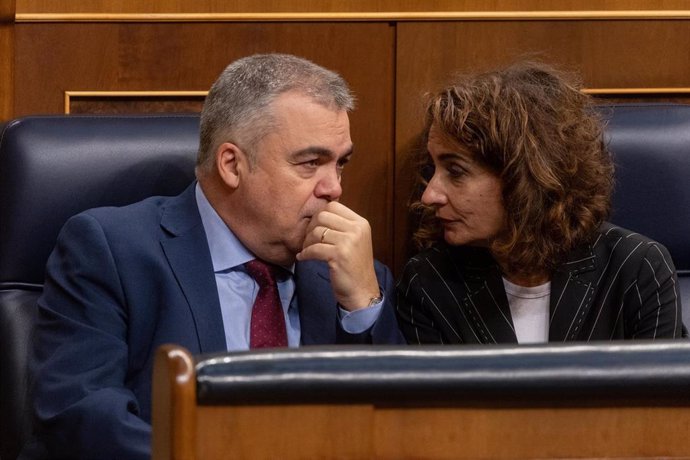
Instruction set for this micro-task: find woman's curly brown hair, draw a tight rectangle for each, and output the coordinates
[413,61,614,277]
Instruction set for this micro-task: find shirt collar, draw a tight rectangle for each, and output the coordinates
[195,182,255,272]
[195,183,295,275]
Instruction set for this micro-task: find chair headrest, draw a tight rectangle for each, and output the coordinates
[0,115,200,286]
[602,103,690,272]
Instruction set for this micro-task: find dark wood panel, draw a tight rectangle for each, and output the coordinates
[14,22,396,266]
[0,23,12,121]
[374,406,690,458]
[197,405,374,459]
[15,0,690,14]
[394,20,690,273]
[194,404,690,458]
[68,94,205,114]
[0,0,14,121]
[0,0,14,20]
[591,94,690,104]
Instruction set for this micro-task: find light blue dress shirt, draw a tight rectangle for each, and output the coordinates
[195,183,383,351]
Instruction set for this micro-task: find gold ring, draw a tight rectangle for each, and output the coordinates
[320,227,329,243]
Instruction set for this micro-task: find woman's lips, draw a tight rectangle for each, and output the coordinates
[438,216,461,224]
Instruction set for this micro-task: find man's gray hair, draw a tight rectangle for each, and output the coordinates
[196,53,355,173]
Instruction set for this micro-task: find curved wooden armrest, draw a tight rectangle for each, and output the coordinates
[152,344,196,460]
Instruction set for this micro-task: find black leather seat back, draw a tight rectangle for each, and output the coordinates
[0,114,200,460]
[0,289,40,460]
[195,343,690,405]
[0,115,200,286]
[603,104,690,318]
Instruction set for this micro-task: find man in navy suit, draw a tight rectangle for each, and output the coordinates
[23,54,403,459]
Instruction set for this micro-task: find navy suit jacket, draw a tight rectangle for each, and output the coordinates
[25,184,403,459]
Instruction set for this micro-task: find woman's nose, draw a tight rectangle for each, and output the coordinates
[421,175,446,206]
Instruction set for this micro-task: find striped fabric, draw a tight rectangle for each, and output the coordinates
[396,223,686,344]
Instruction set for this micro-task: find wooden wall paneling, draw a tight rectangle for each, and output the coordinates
[0,23,13,121]
[14,22,396,266]
[64,91,207,114]
[0,0,14,18]
[0,0,14,121]
[14,0,690,15]
[394,19,690,274]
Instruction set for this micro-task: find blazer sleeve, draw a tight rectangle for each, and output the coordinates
[626,242,686,339]
[395,257,448,344]
[28,213,151,460]
[335,260,405,344]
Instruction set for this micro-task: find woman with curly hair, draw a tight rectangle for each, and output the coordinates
[397,61,685,344]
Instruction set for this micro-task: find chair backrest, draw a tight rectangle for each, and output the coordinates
[0,114,200,460]
[603,104,690,319]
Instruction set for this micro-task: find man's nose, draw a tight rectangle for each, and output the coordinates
[314,168,343,202]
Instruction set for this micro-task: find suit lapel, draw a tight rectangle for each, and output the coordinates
[460,263,517,343]
[549,243,598,341]
[159,184,227,352]
[439,246,517,343]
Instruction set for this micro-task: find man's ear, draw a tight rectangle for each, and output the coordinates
[215,142,245,189]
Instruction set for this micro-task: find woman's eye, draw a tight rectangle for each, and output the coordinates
[447,165,466,178]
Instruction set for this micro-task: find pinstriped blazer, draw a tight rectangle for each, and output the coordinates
[396,222,687,344]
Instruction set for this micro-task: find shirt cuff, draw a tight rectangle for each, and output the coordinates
[337,295,384,334]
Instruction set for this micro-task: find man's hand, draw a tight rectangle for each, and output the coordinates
[297,201,381,311]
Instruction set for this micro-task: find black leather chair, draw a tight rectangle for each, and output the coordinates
[0,114,200,460]
[603,104,690,319]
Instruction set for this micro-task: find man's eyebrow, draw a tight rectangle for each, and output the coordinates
[339,146,354,161]
[290,145,354,161]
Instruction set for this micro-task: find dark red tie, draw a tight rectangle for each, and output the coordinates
[245,259,288,348]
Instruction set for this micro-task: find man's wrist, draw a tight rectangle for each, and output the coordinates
[365,291,383,307]
[338,288,383,311]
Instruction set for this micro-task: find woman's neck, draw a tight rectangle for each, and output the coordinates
[493,254,550,287]
[502,271,550,287]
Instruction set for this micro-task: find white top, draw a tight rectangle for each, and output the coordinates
[502,277,551,344]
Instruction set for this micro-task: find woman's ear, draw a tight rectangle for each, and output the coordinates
[215,142,244,189]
